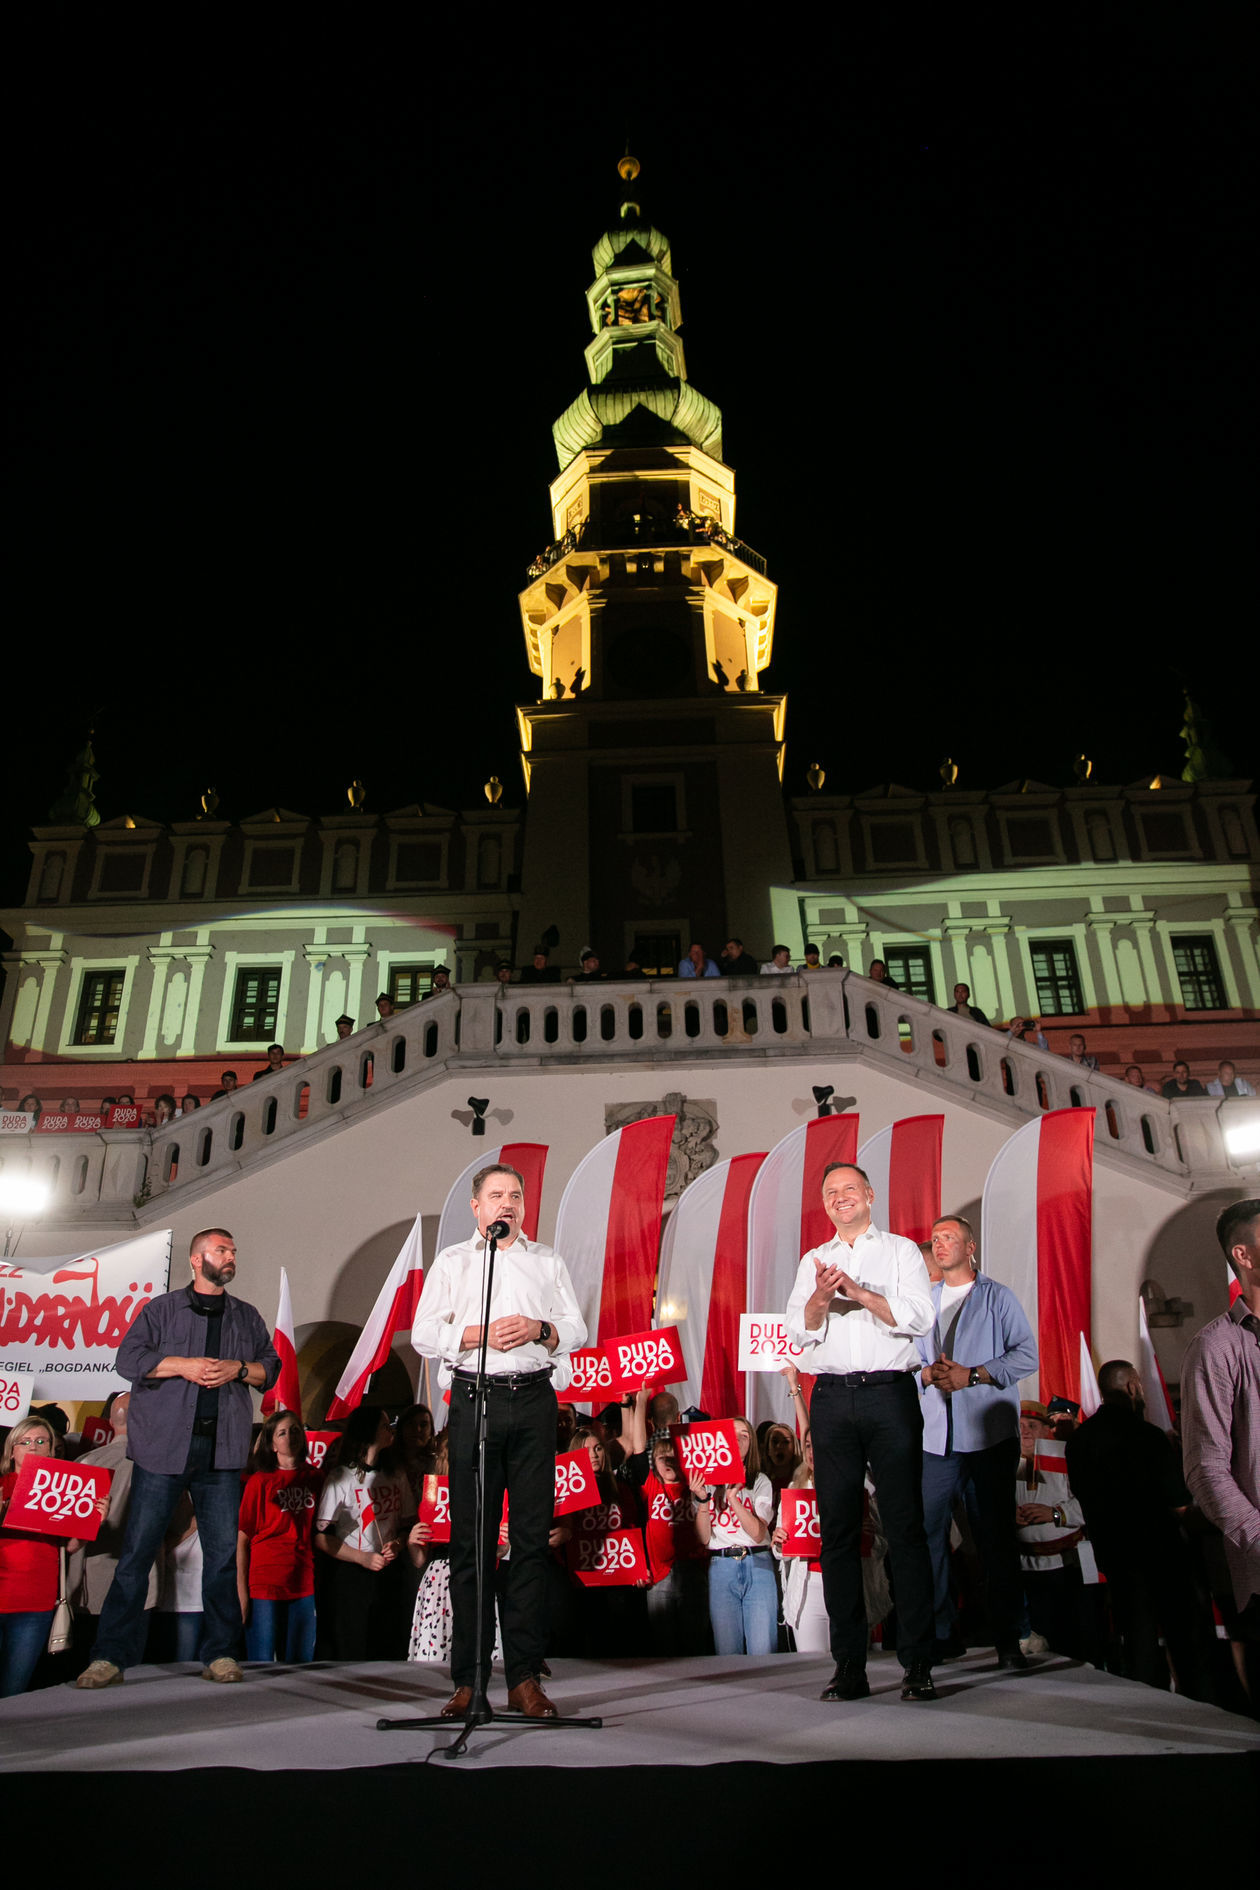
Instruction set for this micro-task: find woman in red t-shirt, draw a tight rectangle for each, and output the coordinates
[237,1410,324,1664]
[1,1414,104,1697]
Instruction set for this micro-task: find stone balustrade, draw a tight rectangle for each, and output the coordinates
[3,972,1248,1218]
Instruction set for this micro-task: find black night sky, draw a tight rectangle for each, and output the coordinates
[5,23,1253,908]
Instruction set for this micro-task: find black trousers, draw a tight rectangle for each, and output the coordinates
[811,1372,936,1669]
[448,1372,554,1692]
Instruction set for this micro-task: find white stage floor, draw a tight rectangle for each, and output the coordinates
[4,1650,1258,1771]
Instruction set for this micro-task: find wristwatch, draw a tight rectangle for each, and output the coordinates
[537,1320,553,1345]
[236,1361,250,1383]
[967,1366,982,1388]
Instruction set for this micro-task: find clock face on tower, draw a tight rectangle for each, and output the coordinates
[605,625,691,699]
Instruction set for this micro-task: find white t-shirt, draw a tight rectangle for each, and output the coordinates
[708,1472,775,1550]
[158,1529,203,1612]
[316,1465,411,1555]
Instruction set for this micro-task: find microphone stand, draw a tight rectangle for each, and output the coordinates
[377,1222,602,1758]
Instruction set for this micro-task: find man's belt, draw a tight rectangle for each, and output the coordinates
[713,1545,772,1559]
[452,1366,554,1391]
[821,1369,909,1388]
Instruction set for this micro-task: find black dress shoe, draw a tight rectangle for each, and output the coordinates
[994,1647,1030,1672]
[820,1662,870,1702]
[900,1664,938,1701]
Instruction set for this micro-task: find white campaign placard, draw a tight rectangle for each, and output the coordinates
[0,1229,173,1398]
[737,1313,807,1373]
[0,1368,34,1426]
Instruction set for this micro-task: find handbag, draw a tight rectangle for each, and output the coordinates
[47,1548,74,1656]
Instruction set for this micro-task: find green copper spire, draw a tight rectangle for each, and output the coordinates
[552,155,723,468]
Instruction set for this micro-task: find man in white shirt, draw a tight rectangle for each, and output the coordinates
[786,1162,938,1701]
[412,1163,585,1720]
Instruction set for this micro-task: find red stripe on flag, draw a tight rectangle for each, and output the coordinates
[1035,1110,1094,1407]
[701,1153,766,1420]
[799,1115,860,1254]
[887,1115,944,1243]
[501,1143,548,1240]
[596,1116,675,1342]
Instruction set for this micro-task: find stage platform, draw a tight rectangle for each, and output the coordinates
[5,1651,1256,1876]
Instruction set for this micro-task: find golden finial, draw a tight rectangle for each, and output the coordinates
[1148,774,1163,790]
[939,756,959,788]
[484,775,504,807]
[347,779,367,810]
[617,151,641,182]
[806,762,826,793]
[199,787,220,818]
[1073,754,1093,782]
[123,815,136,829]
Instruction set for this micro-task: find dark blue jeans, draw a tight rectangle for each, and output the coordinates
[93,1431,243,1672]
[246,1594,316,1663]
[921,1436,1022,1648]
[0,1610,54,1697]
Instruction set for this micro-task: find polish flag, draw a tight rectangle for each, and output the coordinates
[1078,1332,1101,1418]
[856,1115,945,1243]
[745,1115,860,1425]
[981,1109,1095,1406]
[261,1267,301,1418]
[325,1143,550,1421]
[554,1115,676,1348]
[1137,1296,1176,1432]
[656,1152,766,1417]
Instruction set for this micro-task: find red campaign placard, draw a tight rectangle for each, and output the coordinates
[602,1326,686,1396]
[567,1528,648,1588]
[104,1105,141,1129]
[553,1450,600,1516]
[9,1456,112,1541]
[671,1419,743,1486]
[780,1488,821,1557]
[81,1416,115,1448]
[35,1112,106,1134]
[304,1431,339,1472]
[419,1474,451,1543]
[566,1348,615,1400]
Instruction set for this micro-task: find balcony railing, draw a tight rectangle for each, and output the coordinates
[2,972,1229,1218]
[527,517,767,580]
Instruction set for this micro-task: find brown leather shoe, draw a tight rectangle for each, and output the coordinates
[506,1677,558,1718]
[440,1686,474,1718]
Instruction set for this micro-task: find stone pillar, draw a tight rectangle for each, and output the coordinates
[1224,905,1260,1007]
[178,946,215,1057]
[142,946,184,1060]
[302,943,328,1053]
[983,920,1017,1022]
[340,943,373,1028]
[942,918,974,987]
[26,950,68,1055]
[1129,914,1162,1004]
[1086,916,1120,1009]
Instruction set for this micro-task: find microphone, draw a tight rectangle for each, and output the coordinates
[485,1220,512,1241]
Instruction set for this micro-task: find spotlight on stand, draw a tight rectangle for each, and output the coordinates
[467,1097,490,1138]
[0,1173,52,1258]
[813,1085,835,1118]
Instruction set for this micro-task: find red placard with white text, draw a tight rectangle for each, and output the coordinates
[419,1474,451,1543]
[0,1372,34,1426]
[566,1347,615,1400]
[567,1527,648,1587]
[780,1488,821,1556]
[81,1415,114,1448]
[9,1456,112,1540]
[602,1326,685,1396]
[553,1450,600,1516]
[104,1106,141,1129]
[671,1419,743,1486]
[34,1112,106,1134]
[304,1431,339,1472]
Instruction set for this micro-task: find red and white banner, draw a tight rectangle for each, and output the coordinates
[419,1474,452,1543]
[554,1116,675,1347]
[553,1450,600,1516]
[745,1115,859,1424]
[655,1151,765,1422]
[780,1488,821,1556]
[1137,1297,1175,1433]
[856,1115,944,1243]
[567,1528,648,1587]
[0,1370,34,1426]
[262,1267,301,1419]
[0,1229,172,1398]
[9,1456,112,1541]
[326,1216,425,1421]
[737,1315,807,1372]
[981,1109,1094,1406]
[1078,1332,1101,1418]
[671,1418,742,1485]
[304,1430,338,1471]
[434,1142,549,1253]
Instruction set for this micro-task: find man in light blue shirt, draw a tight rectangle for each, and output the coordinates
[677,942,720,977]
[916,1215,1037,1669]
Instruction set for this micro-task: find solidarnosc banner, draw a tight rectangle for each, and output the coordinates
[0,1229,173,1398]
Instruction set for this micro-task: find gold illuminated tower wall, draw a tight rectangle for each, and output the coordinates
[515,158,794,972]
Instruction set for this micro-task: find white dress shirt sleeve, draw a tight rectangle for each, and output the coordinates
[785,1252,828,1351]
[410,1247,464,1369]
[880,1239,935,1338]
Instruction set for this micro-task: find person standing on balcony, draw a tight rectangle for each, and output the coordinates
[251,1045,287,1080]
[720,938,759,976]
[944,982,990,1025]
[760,944,793,975]
[677,942,720,977]
[1161,1061,1207,1098]
[1208,1060,1255,1097]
